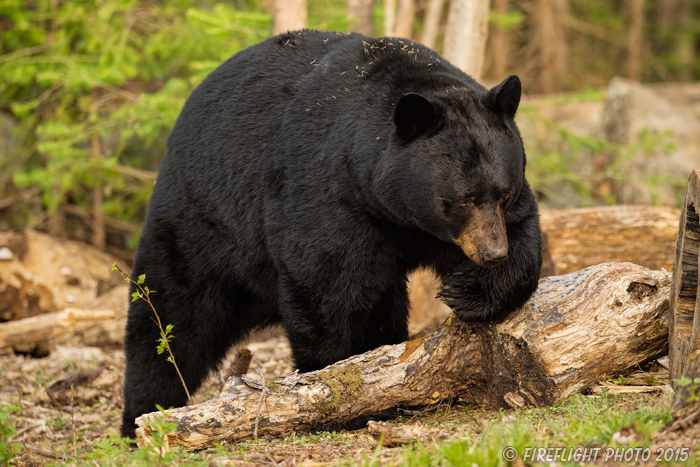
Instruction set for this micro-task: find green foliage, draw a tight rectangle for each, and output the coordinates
[157,324,175,363]
[489,10,524,34]
[674,376,700,404]
[0,403,22,464]
[78,431,208,466]
[519,105,681,207]
[112,262,192,403]
[1,0,271,236]
[607,375,633,386]
[132,405,180,465]
[2,0,695,243]
[385,394,676,467]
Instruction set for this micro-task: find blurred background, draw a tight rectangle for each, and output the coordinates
[0,0,699,261]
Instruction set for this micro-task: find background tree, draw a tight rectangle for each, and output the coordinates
[489,0,510,79]
[420,0,446,48]
[535,0,568,93]
[444,0,491,79]
[384,0,396,35]
[395,0,416,38]
[347,0,376,35]
[626,0,645,80]
[274,0,307,34]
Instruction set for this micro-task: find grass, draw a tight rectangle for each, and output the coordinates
[350,392,695,466]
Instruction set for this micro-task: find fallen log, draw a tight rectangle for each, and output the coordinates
[0,308,115,355]
[136,262,670,450]
[539,205,679,275]
[407,205,679,336]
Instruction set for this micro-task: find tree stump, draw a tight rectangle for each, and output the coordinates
[136,262,670,450]
[669,170,700,382]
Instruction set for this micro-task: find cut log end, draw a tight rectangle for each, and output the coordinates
[669,170,700,381]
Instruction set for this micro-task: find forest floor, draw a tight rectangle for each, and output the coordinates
[2,331,697,466]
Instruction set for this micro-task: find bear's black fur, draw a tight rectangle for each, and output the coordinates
[121,30,542,438]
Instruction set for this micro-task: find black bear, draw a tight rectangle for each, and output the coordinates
[121,30,542,438]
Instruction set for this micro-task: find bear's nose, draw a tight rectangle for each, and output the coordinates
[480,247,508,267]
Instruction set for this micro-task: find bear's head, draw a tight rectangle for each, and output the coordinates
[375,75,525,267]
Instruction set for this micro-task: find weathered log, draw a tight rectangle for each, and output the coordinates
[0,308,115,354]
[0,230,122,322]
[669,170,700,381]
[136,262,670,450]
[539,205,679,275]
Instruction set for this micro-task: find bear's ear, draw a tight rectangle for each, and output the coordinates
[393,93,437,142]
[485,75,521,120]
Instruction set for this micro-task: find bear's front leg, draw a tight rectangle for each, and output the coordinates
[277,275,410,373]
[439,194,542,322]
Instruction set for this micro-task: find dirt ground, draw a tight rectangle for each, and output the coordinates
[2,329,693,466]
[2,332,491,465]
[0,228,694,465]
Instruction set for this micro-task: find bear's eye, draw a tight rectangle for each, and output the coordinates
[501,192,510,203]
[457,194,476,205]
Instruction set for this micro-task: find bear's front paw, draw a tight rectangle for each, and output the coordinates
[438,272,495,322]
[451,306,497,323]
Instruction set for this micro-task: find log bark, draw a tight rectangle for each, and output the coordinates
[136,262,670,449]
[540,205,679,275]
[669,170,700,381]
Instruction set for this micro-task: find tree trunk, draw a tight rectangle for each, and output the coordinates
[347,0,377,36]
[90,136,105,251]
[47,183,66,240]
[443,0,491,79]
[419,0,445,49]
[273,0,307,35]
[626,0,644,80]
[535,0,567,93]
[488,0,509,80]
[136,262,670,449]
[656,0,678,31]
[383,0,396,36]
[394,0,415,38]
[656,0,693,81]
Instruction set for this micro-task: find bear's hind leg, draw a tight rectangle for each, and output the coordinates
[121,284,274,438]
